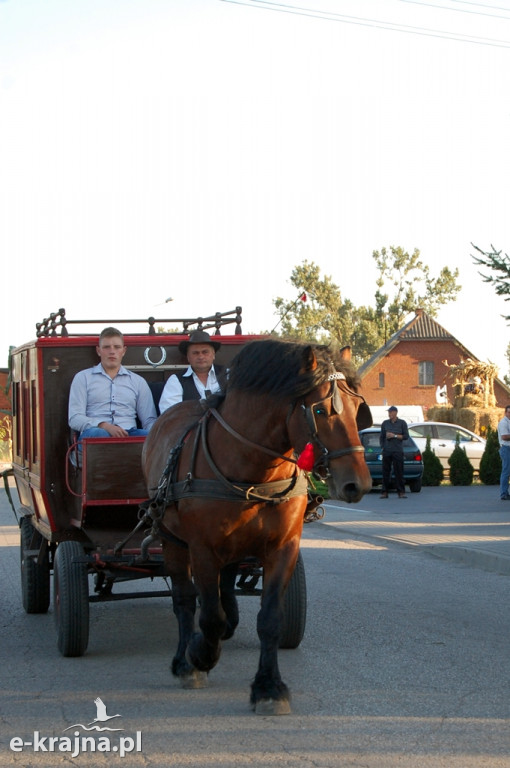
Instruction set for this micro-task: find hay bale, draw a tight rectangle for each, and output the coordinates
[422,406,502,437]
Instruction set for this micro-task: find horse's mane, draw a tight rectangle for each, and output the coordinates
[226,339,359,399]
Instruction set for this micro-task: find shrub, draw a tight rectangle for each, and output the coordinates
[310,477,329,499]
[448,434,474,485]
[479,426,501,485]
[421,435,444,486]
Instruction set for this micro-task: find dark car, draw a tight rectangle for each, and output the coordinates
[359,427,424,493]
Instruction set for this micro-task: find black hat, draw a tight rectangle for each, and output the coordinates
[388,406,398,412]
[178,330,221,355]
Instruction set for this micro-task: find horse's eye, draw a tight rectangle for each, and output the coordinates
[314,406,327,416]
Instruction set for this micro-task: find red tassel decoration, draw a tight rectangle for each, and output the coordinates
[297,442,315,471]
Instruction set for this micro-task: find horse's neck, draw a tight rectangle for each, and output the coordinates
[214,393,293,468]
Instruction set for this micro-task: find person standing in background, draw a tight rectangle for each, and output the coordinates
[497,405,510,500]
[379,406,409,499]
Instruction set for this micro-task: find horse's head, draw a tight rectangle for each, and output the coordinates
[227,339,372,503]
[287,344,372,503]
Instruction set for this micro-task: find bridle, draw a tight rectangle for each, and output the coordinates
[300,371,367,478]
[207,368,370,479]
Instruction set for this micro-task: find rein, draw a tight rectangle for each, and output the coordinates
[208,407,298,465]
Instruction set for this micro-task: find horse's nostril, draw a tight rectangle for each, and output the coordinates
[342,483,363,503]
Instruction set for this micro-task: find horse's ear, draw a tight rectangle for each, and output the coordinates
[339,345,352,362]
[301,346,318,372]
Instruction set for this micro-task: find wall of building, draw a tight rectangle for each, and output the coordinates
[360,340,509,413]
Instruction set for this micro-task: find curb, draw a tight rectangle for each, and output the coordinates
[318,518,510,577]
[423,544,510,576]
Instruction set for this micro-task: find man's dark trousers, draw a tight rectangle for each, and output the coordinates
[382,452,405,493]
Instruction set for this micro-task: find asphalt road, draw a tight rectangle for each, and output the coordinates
[1,485,509,767]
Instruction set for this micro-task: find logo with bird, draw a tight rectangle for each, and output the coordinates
[63,698,124,732]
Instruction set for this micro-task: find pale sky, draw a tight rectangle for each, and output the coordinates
[1,0,510,375]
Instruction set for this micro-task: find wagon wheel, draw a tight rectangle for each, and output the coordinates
[279,551,307,649]
[53,541,90,657]
[20,516,50,614]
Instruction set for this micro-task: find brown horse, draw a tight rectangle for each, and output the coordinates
[142,339,372,714]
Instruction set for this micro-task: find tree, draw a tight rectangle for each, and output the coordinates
[471,243,510,319]
[373,246,461,341]
[479,426,501,485]
[471,243,510,381]
[421,435,444,486]
[272,249,461,364]
[272,261,384,362]
[448,434,474,486]
[272,261,346,343]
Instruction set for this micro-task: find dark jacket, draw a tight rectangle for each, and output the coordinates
[380,417,409,454]
[177,365,227,401]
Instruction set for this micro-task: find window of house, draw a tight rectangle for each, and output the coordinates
[418,361,434,386]
[379,372,385,388]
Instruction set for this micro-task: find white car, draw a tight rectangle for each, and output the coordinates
[407,422,486,471]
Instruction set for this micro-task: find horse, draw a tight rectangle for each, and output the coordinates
[141,339,372,714]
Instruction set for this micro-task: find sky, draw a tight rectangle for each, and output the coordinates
[1,0,510,376]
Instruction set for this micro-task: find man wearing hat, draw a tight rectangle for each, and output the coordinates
[379,406,409,499]
[158,330,226,413]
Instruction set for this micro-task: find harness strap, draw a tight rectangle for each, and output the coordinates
[165,475,308,504]
[198,416,304,502]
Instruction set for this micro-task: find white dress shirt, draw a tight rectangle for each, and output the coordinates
[158,365,222,414]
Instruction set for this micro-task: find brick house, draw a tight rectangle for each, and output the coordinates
[358,309,510,413]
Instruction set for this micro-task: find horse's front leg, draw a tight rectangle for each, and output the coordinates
[250,543,300,716]
[186,558,227,674]
[163,541,205,688]
[220,562,240,640]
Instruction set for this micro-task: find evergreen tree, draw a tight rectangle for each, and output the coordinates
[472,244,510,381]
[421,435,444,486]
[471,243,510,319]
[448,434,474,486]
[479,426,501,485]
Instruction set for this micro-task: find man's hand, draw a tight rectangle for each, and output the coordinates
[99,423,129,437]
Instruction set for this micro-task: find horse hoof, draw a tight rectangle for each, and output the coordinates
[254,698,291,716]
[180,669,208,689]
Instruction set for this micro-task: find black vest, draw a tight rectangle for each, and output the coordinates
[177,365,226,401]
